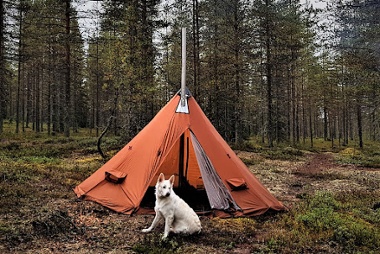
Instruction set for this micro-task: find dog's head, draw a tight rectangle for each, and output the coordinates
[155,173,175,199]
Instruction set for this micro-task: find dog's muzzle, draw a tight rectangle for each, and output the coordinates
[165,193,170,197]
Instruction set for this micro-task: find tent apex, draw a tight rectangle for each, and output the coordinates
[177,87,192,98]
[176,87,192,113]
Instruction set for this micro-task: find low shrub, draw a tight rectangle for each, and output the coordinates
[132,234,181,254]
[296,192,380,251]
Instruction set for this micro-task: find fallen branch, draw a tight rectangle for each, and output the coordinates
[97,116,115,160]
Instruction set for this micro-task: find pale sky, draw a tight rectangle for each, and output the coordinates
[301,0,328,9]
[75,0,329,41]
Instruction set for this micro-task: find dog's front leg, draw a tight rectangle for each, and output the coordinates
[142,212,162,233]
[163,215,174,239]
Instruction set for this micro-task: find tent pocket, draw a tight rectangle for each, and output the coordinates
[226,178,248,191]
[105,170,127,184]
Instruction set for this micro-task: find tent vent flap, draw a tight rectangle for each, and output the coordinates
[105,171,127,184]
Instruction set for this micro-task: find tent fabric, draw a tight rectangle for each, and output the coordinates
[105,170,127,184]
[190,131,240,211]
[74,90,285,217]
[226,178,248,191]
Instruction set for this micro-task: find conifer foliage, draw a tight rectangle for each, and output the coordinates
[0,0,379,148]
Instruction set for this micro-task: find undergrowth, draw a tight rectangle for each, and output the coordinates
[264,191,380,253]
[1,124,379,253]
[241,137,380,167]
[132,217,257,253]
[337,146,380,168]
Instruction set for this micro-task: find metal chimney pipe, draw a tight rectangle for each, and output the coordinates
[181,28,186,106]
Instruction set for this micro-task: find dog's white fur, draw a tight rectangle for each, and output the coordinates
[142,173,202,239]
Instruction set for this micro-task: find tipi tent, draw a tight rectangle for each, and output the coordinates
[74,89,285,217]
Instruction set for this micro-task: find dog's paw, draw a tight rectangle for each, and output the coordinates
[141,228,151,233]
[161,231,170,240]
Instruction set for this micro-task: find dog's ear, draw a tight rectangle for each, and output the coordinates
[169,175,175,186]
[158,173,165,183]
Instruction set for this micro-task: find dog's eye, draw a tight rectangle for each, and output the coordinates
[163,186,166,189]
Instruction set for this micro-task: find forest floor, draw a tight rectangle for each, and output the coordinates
[0,134,379,253]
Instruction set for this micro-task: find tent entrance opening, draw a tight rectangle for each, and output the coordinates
[140,131,211,213]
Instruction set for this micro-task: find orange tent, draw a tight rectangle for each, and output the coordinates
[74,89,285,217]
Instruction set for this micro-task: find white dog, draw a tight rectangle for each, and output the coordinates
[142,173,202,239]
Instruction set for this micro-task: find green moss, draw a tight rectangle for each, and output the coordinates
[296,192,380,251]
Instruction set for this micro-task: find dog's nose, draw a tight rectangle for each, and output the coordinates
[165,193,170,197]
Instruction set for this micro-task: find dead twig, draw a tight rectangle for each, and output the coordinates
[97,115,115,160]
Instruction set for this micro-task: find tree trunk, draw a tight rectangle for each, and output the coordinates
[0,0,5,133]
[192,0,200,100]
[357,103,363,148]
[95,32,100,136]
[265,0,273,147]
[342,83,348,145]
[309,103,313,148]
[35,66,40,132]
[16,4,23,134]
[323,106,328,141]
[64,0,71,137]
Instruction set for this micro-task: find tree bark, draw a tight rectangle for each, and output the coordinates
[0,0,5,132]
[64,0,71,137]
[265,0,273,147]
[16,3,23,134]
[192,0,200,100]
[357,103,363,148]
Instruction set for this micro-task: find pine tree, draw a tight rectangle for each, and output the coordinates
[335,0,380,147]
[0,0,6,132]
